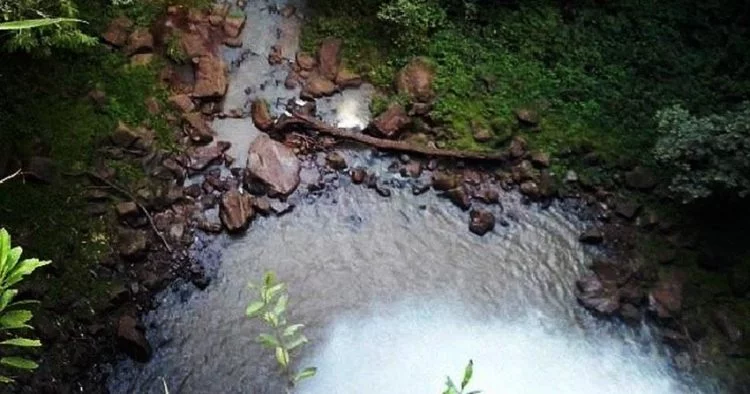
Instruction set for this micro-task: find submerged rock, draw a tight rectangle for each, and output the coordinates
[247,134,301,195]
[219,190,255,233]
[469,209,495,236]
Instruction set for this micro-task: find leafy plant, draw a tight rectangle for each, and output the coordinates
[377,0,446,51]
[0,229,50,383]
[0,18,83,30]
[0,0,95,53]
[443,360,480,394]
[246,272,316,391]
[654,104,750,202]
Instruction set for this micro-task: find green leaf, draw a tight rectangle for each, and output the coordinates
[0,375,14,384]
[293,367,317,383]
[443,377,458,394]
[5,259,51,288]
[3,247,22,278]
[0,357,38,370]
[0,338,41,347]
[283,324,304,337]
[0,18,85,31]
[245,301,265,318]
[466,391,482,394]
[273,294,288,317]
[7,300,40,308]
[0,229,9,277]
[286,334,308,350]
[275,346,289,368]
[256,333,280,349]
[0,310,32,329]
[0,290,17,312]
[263,271,277,288]
[461,360,474,390]
[264,283,285,303]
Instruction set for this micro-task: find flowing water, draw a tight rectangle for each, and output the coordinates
[108,1,711,392]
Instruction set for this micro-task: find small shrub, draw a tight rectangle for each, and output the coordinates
[443,360,481,394]
[377,0,446,51]
[654,104,750,202]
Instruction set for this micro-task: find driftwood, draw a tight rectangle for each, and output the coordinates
[288,112,509,162]
[73,171,173,253]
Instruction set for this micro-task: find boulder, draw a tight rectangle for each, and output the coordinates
[219,190,255,232]
[472,126,493,143]
[301,74,336,99]
[444,187,471,210]
[615,199,642,220]
[247,134,301,195]
[579,228,603,244]
[432,172,458,191]
[187,141,231,171]
[193,56,228,98]
[514,107,540,126]
[474,187,500,204]
[102,16,133,47]
[25,156,56,184]
[180,31,211,58]
[530,151,550,168]
[296,52,317,71]
[519,181,540,199]
[350,168,367,184]
[325,152,347,170]
[124,28,153,56]
[118,230,148,261]
[509,136,527,158]
[281,4,296,17]
[395,57,435,103]
[168,94,195,113]
[371,104,410,139]
[117,315,152,362]
[318,38,342,81]
[251,99,274,131]
[268,45,283,65]
[469,209,495,236]
[182,113,215,143]
[223,13,246,38]
[115,201,139,220]
[625,166,658,190]
[111,121,141,148]
[648,271,684,319]
[223,37,243,48]
[335,68,362,89]
[401,161,422,178]
[576,274,620,315]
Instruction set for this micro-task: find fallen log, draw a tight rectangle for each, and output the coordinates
[286,112,510,162]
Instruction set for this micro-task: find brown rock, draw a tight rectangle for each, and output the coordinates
[472,126,493,142]
[432,172,458,191]
[251,99,274,131]
[649,271,684,319]
[145,97,160,115]
[247,134,301,195]
[219,190,255,232]
[187,141,231,171]
[469,209,495,236]
[124,28,153,56]
[318,38,342,81]
[579,228,604,244]
[223,37,243,48]
[117,315,152,362]
[326,152,347,170]
[402,161,422,178]
[182,113,215,143]
[335,68,362,89]
[509,136,527,158]
[168,94,196,113]
[301,74,336,99]
[444,187,471,210]
[514,107,540,126]
[102,16,133,47]
[371,104,410,138]
[520,181,540,199]
[223,13,246,38]
[118,230,148,261]
[193,56,228,98]
[530,151,550,168]
[395,57,435,103]
[111,121,141,148]
[130,54,153,67]
[280,4,296,17]
[180,31,211,58]
[474,187,500,204]
[576,274,620,315]
[284,72,300,89]
[350,168,367,184]
[116,201,139,220]
[296,52,317,71]
[268,45,283,65]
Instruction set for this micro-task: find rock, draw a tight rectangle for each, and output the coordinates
[519,181,540,199]
[168,94,195,113]
[117,315,152,362]
[624,166,658,190]
[184,184,202,198]
[375,183,392,197]
[284,72,300,89]
[432,172,458,191]
[251,196,272,215]
[576,274,620,315]
[301,74,336,99]
[318,38,342,81]
[579,228,603,244]
[511,160,536,183]
[615,199,642,220]
[395,57,435,102]
[219,190,255,233]
[88,89,108,109]
[648,271,684,319]
[509,136,527,159]
[350,168,367,184]
[469,209,495,236]
[124,28,153,55]
[197,218,223,233]
[325,152,347,170]
[102,16,133,47]
[118,230,148,261]
[193,56,228,98]
[401,161,422,178]
[111,121,140,148]
[179,31,211,58]
[335,68,362,89]
[296,52,316,71]
[565,170,579,183]
[619,303,641,324]
[280,4,296,17]
[713,310,743,343]
[187,141,231,171]
[223,37,243,48]
[444,187,471,210]
[472,126,493,142]
[130,54,154,67]
[223,13,246,38]
[371,104,410,138]
[530,151,550,168]
[268,45,283,65]
[514,107,540,126]
[537,171,558,198]
[270,200,295,215]
[115,201,139,220]
[182,113,215,143]
[25,156,56,183]
[251,99,274,131]
[145,96,160,115]
[474,188,500,204]
[247,134,301,195]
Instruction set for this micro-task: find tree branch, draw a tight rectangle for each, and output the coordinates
[0,169,22,185]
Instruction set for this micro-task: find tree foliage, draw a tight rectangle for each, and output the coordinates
[377,0,447,51]
[654,104,750,202]
[0,0,95,53]
[0,229,50,384]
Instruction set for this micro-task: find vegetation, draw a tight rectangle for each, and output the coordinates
[443,360,480,394]
[0,229,50,384]
[0,0,96,53]
[245,272,316,391]
[654,104,750,203]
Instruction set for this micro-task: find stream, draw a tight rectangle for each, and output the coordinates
[108,1,713,393]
